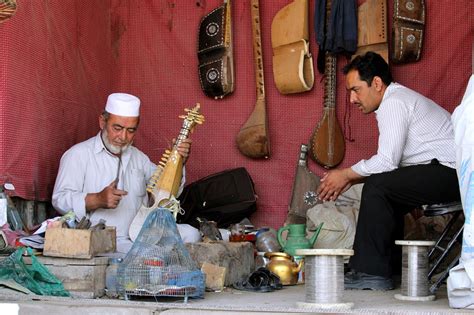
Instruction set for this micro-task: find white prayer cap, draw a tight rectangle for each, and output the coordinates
[105,93,140,117]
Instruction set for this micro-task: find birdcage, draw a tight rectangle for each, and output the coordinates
[117,207,205,302]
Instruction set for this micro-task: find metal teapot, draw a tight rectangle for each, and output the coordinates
[277,223,323,257]
[264,252,302,285]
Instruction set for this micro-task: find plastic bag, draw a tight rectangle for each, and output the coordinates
[448,74,474,308]
[0,247,70,296]
[306,184,363,250]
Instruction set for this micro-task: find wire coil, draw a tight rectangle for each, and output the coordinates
[306,255,344,303]
[296,249,353,310]
[394,240,436,301]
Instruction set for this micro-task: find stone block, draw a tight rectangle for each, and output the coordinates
[186,241,254,286]
[201,262,226,291]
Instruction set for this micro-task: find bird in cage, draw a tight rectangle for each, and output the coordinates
[197,217,222,242]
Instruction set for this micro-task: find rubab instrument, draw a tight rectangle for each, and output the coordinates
[236,0,270,159]
[309,0,345,168]
[129,104,204,241]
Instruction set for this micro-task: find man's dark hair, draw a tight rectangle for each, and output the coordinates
[342,51,393,86]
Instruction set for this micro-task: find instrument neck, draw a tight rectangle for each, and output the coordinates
[298,144,309,166]
[174,120,192,148]
[224,0,232,47]
[323,52,337,109]
[251,0,265,100]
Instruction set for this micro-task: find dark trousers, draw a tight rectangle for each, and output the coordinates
[349,161,460,278]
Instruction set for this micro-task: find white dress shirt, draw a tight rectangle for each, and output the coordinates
[352,83,456,177]
[52,132,189,252]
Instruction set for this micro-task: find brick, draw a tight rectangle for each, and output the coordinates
[186,242,254,286]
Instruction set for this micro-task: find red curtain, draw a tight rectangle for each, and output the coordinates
[0,0,471,228]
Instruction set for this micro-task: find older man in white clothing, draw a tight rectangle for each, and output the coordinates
[52,93,200,254]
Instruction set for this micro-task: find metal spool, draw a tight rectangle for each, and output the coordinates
[295,249,354,310]
[394,240,436,301]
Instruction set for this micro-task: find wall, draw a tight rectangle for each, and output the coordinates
[0,0,472,229]
[0,0,112,200]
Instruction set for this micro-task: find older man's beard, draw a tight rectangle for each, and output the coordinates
[101,129,131,155]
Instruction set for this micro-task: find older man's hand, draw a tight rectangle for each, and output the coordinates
[86,180,128,211]
[176,138,192,164]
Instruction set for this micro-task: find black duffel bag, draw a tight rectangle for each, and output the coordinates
[177,167,257,228]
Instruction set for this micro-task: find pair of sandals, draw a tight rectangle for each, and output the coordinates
[233,267,283,292]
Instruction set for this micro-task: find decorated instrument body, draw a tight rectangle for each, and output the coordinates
[309,0,345,168]
[129,104,204,241]
[197,0,234,99]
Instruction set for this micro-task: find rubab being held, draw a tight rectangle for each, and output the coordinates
[129,104,204,241]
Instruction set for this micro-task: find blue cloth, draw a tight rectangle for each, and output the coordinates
[314,0,358,73]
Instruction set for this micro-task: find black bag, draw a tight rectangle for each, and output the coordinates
[177,167,257,228]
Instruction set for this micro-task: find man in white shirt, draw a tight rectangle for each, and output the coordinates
[52,93,197,254]
[317,52,460,290]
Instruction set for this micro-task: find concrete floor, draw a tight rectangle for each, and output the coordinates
[0,283,472,315]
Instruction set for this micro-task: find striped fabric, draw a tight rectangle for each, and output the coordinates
[352,83,456,177]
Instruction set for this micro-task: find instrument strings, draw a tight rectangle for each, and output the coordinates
[400,245,431,297]
[305,255,344,304]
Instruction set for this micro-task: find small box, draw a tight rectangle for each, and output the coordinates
[24,256,109,298]
[44,227,116,259]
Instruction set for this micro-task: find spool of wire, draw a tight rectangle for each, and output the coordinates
[394,240,436,301]
[295,249,354,310]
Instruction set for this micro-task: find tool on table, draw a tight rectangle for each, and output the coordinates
[115,147,122,187]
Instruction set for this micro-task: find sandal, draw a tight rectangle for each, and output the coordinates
[232,268,276,292]
[256,267,283,290]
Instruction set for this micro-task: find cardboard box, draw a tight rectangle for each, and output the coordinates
[23,256,109,298]
[44,227,116,259]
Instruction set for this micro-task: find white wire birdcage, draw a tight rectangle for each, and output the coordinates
[117,207,205,302]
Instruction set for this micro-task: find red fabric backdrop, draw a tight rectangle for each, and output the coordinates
[0,0,472,229]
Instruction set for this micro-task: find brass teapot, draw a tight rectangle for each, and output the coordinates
[264,252,302,285]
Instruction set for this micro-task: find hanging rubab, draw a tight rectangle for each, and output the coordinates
[309,52,345,168]
[129,104,204,242]
[236,0,270,159]
[309,0,345,168]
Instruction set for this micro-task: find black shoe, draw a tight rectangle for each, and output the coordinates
[232,268,282,292]
[344,270,394,291]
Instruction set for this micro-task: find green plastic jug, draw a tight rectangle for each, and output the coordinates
[277,222,323,257]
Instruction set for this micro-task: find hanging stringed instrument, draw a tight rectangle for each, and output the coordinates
[236,0,270,159]
[309,0,345,168]
[129,104,204,241]
[309,52,345,168]
[197,0,234,98]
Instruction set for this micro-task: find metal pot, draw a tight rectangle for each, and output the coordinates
[264,252,302,285]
